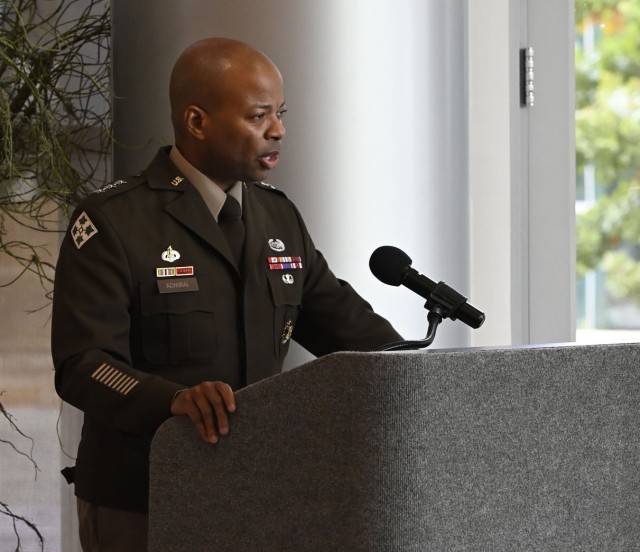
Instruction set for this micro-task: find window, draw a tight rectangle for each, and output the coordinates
[575,0,640,343]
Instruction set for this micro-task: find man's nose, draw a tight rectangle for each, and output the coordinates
[267,116,286,140]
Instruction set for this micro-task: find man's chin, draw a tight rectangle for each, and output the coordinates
[246,168,271,184]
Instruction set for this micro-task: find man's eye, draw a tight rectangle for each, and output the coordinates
[277,109,287,119]
[252,113,266,120]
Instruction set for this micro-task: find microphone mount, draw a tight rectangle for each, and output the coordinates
[369,245,485,351]
[376,307,444,352]
[376,279,471,352]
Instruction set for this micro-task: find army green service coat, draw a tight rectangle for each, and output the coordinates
[51,147,402,512]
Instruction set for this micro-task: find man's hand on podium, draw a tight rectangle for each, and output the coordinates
[170,381,236,444]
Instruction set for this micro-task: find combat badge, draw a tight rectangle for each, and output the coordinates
[281,320,294,344]
[71,211,98,250]
[268,238,285,252]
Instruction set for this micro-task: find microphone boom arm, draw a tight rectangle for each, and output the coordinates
[376,306,444,352]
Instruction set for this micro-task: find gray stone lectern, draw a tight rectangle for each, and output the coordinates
[148,343,640,551]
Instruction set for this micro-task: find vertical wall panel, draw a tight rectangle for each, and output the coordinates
[112,0,470,358]
[468,0,516,347]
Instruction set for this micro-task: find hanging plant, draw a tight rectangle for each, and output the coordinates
[0,0,111,299]
[0,1,111,548]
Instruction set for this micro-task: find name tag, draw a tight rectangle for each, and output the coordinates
[157,277,199,294]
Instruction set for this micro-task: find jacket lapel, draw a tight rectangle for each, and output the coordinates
[143,148,239,272]
[165,188,234,259]
[242,184,270,277]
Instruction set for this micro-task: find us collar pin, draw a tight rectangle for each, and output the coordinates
[268,238,285,252]
[171,176,184,187]
[161,245,181,263]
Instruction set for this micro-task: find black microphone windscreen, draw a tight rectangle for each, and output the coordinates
[369,246,412,286]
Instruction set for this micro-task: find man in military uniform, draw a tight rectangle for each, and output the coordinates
[52,37,401,551]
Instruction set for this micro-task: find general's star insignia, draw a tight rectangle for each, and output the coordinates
[93,179,126,194]
[71,211,98,250]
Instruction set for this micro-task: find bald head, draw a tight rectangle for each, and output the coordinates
[169,38,280,135]
[167,37,287,188]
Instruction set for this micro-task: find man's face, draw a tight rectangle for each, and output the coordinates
[198,62,286,188]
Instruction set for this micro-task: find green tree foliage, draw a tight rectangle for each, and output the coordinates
[576,0,640,303]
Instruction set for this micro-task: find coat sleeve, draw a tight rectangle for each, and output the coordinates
[290,205,403,356]
[51,204,184,435]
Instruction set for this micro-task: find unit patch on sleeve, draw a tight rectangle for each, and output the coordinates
[71,211,98,250]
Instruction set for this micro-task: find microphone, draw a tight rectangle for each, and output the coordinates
[369,245,485,329]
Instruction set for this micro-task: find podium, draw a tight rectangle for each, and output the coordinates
[148,343,640,551]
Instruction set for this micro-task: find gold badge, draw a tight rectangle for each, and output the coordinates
[281,320,294,344]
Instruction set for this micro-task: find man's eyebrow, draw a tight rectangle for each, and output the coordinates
[250,102,287,110]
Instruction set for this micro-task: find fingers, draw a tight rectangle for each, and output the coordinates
[170,381,236,444]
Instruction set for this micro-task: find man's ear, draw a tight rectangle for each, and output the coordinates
[184,105,207,140]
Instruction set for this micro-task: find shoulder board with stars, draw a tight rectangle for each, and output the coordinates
[92,179,127,195]
[89,173,146,199]
[253,181,287,197]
